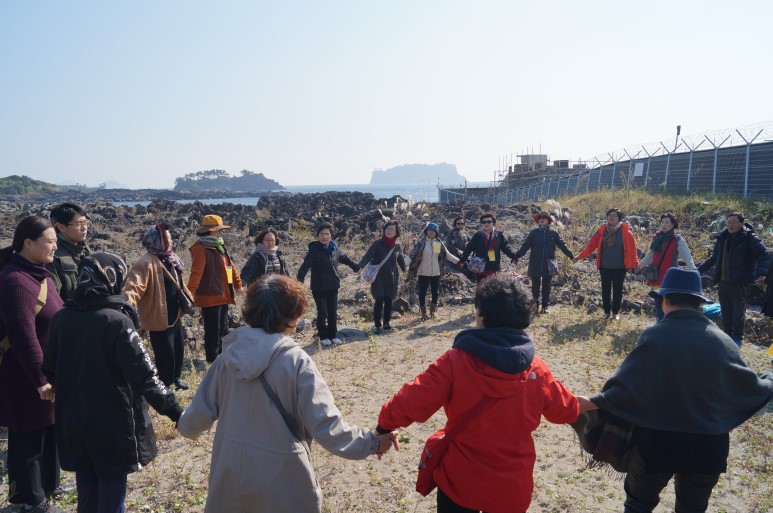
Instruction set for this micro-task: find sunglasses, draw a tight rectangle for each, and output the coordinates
[481,220,494,224]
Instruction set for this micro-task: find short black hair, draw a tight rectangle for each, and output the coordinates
[727,212,744,224]
[383,220,401,236]
[255,227,280,245]
[316,222,334,236]
[606,208,623,219]
[660,212,678,229]
[661,292,704,311]
[453,217,464,226]
[50,202,86,228]
[480,212,496,225]
[474,274,531,329]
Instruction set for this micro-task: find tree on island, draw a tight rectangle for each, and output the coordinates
[174,169,284,192]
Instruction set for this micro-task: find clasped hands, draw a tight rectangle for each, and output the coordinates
[375,430,400,460]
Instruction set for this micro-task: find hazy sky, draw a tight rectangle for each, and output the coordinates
[1,1,771,188]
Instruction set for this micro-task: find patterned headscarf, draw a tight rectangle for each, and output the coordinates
[142,223,184,271]
[72,252,139,328]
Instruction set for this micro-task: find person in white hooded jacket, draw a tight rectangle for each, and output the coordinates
[177,274,398,513]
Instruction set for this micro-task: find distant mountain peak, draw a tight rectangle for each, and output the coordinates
[370,163,466,185]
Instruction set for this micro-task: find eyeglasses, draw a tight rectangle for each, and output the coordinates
[68,220,91,228]
[480,220,494,224]
[456,222,465,226]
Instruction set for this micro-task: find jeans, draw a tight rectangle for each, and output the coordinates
[600,267,627,314]
[623,445,720,513]
[149,322,184,386]
[531,275,553,308]
[717,281,748,341]
[76,456,128,513]
[201,304,229,363]
[373,296,393,328]
[417,275,440,307]
[7,425,60,506]
[312,289,339,340]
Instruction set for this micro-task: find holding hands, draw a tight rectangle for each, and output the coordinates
[375,430,400,460]
[571,256,580,264]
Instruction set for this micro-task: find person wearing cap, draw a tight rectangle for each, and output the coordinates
[572,208,639,320]
[406,222,459,319]
[588,268,773,513]
[697,212,770,346]
[47,202,91,302]
[188,214,243,363]
[514,211,574,314]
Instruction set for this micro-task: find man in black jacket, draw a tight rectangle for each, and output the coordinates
[697,212,770,346]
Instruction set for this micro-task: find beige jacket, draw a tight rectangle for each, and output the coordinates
[123,253,192,332]
[178,327,379,513]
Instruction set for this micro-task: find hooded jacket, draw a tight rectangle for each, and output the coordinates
[42,303,182,477]
[178,327,379,513]
[377,328,579,513]
[297,241,359,291]
[697,224,770,285]
[407,236,459,280]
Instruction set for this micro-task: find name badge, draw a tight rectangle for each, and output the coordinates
[226,265,234,284]
[487,250,496,262]
[432,241,441,254]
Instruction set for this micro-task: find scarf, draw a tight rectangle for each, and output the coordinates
[255,243,277,257]
[142,223,184,271]
[198,235,225,254]
[603,223,620,247]
[382,234,397,249]
[71,252,140,329]
[649,229,674,252]
[323,240,338,256]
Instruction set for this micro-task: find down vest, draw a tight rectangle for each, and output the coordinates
[188,242,242,307]
[42,303,182,477]
[697,225,770,284]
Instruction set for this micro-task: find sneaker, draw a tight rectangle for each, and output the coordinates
[613,313,621,321]
[540,306,548,314]
[331,338,344,345]
[320,339,332,346]
[28,501,67,513]
[173,379,190,391]
[373,326,382,334]
[382,324,393,331]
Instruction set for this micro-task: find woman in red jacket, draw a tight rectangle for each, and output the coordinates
[376,274,595,513]
[572,208,639,320]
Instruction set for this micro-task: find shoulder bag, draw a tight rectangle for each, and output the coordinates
[259,372,312,458]
[641,236,675,282]
[0,279,47,367]
[416,396,496,496]
[361,246,396,284]
[159,263,195,316]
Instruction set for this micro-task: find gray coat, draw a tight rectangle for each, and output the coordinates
[178,327,379,513]
[514,227,574,278]
[358,239,406,299]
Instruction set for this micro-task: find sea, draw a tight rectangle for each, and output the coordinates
[113,182,489,207]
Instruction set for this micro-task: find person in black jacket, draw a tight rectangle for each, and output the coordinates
[697,212,770,346]
[42,253,183,513]
[241,228,291,287]
[514,212,574,314]
[458,212,518,278]
[297,223,360,346]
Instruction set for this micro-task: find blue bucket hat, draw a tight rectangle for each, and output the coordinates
[648,268,713,303]
[424,222,439,235]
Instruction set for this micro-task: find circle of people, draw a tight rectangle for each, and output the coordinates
[1,202,772,513]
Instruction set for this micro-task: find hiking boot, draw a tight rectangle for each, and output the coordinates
[429,303,437,318]
[420,305,428,320]
[540,306,548,314]
[173,379,190,391]
[373,326,382,334]
[382,324,393,331]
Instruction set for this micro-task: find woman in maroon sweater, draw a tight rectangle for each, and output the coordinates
[0,216,65,512]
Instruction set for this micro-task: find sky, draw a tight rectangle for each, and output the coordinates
[1,1,771,189]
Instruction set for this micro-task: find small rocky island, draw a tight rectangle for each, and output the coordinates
[370,163,467,184]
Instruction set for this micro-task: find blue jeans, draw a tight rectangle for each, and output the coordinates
[76,459,128,513]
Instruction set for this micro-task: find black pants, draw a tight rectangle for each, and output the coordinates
[600,267,627,314]
[7,425,60,506]
[417,275,440,307]
[437,487,509,513]
[202,304,229,363]
[373,296,393,328]
[717,281,747,341]
[623,445,720,513]
[531,274,553,308]
[149,322,184,387]
[76,454,128,513]
[312,289,339,340]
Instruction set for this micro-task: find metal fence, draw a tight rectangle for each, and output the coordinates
[438,124,773,204]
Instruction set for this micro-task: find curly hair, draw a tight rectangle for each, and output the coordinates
[383,220,401,236]
[474,274,531,329]
[242,275,308,333]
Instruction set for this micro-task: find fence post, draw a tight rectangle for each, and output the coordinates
[661,142,671,188]
[681,139,703,192]
[736,129,763,197]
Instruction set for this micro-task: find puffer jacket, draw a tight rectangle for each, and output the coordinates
[42,302,182,477]
[46,235,91,301]
[297,241,359,291]
[576,223,639,270]
[407,236,459,280]
[377,328,579,513]
[188,242,242,307]
[697,224,770,285]
[178,327,379,513]
[241,248,291,287]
